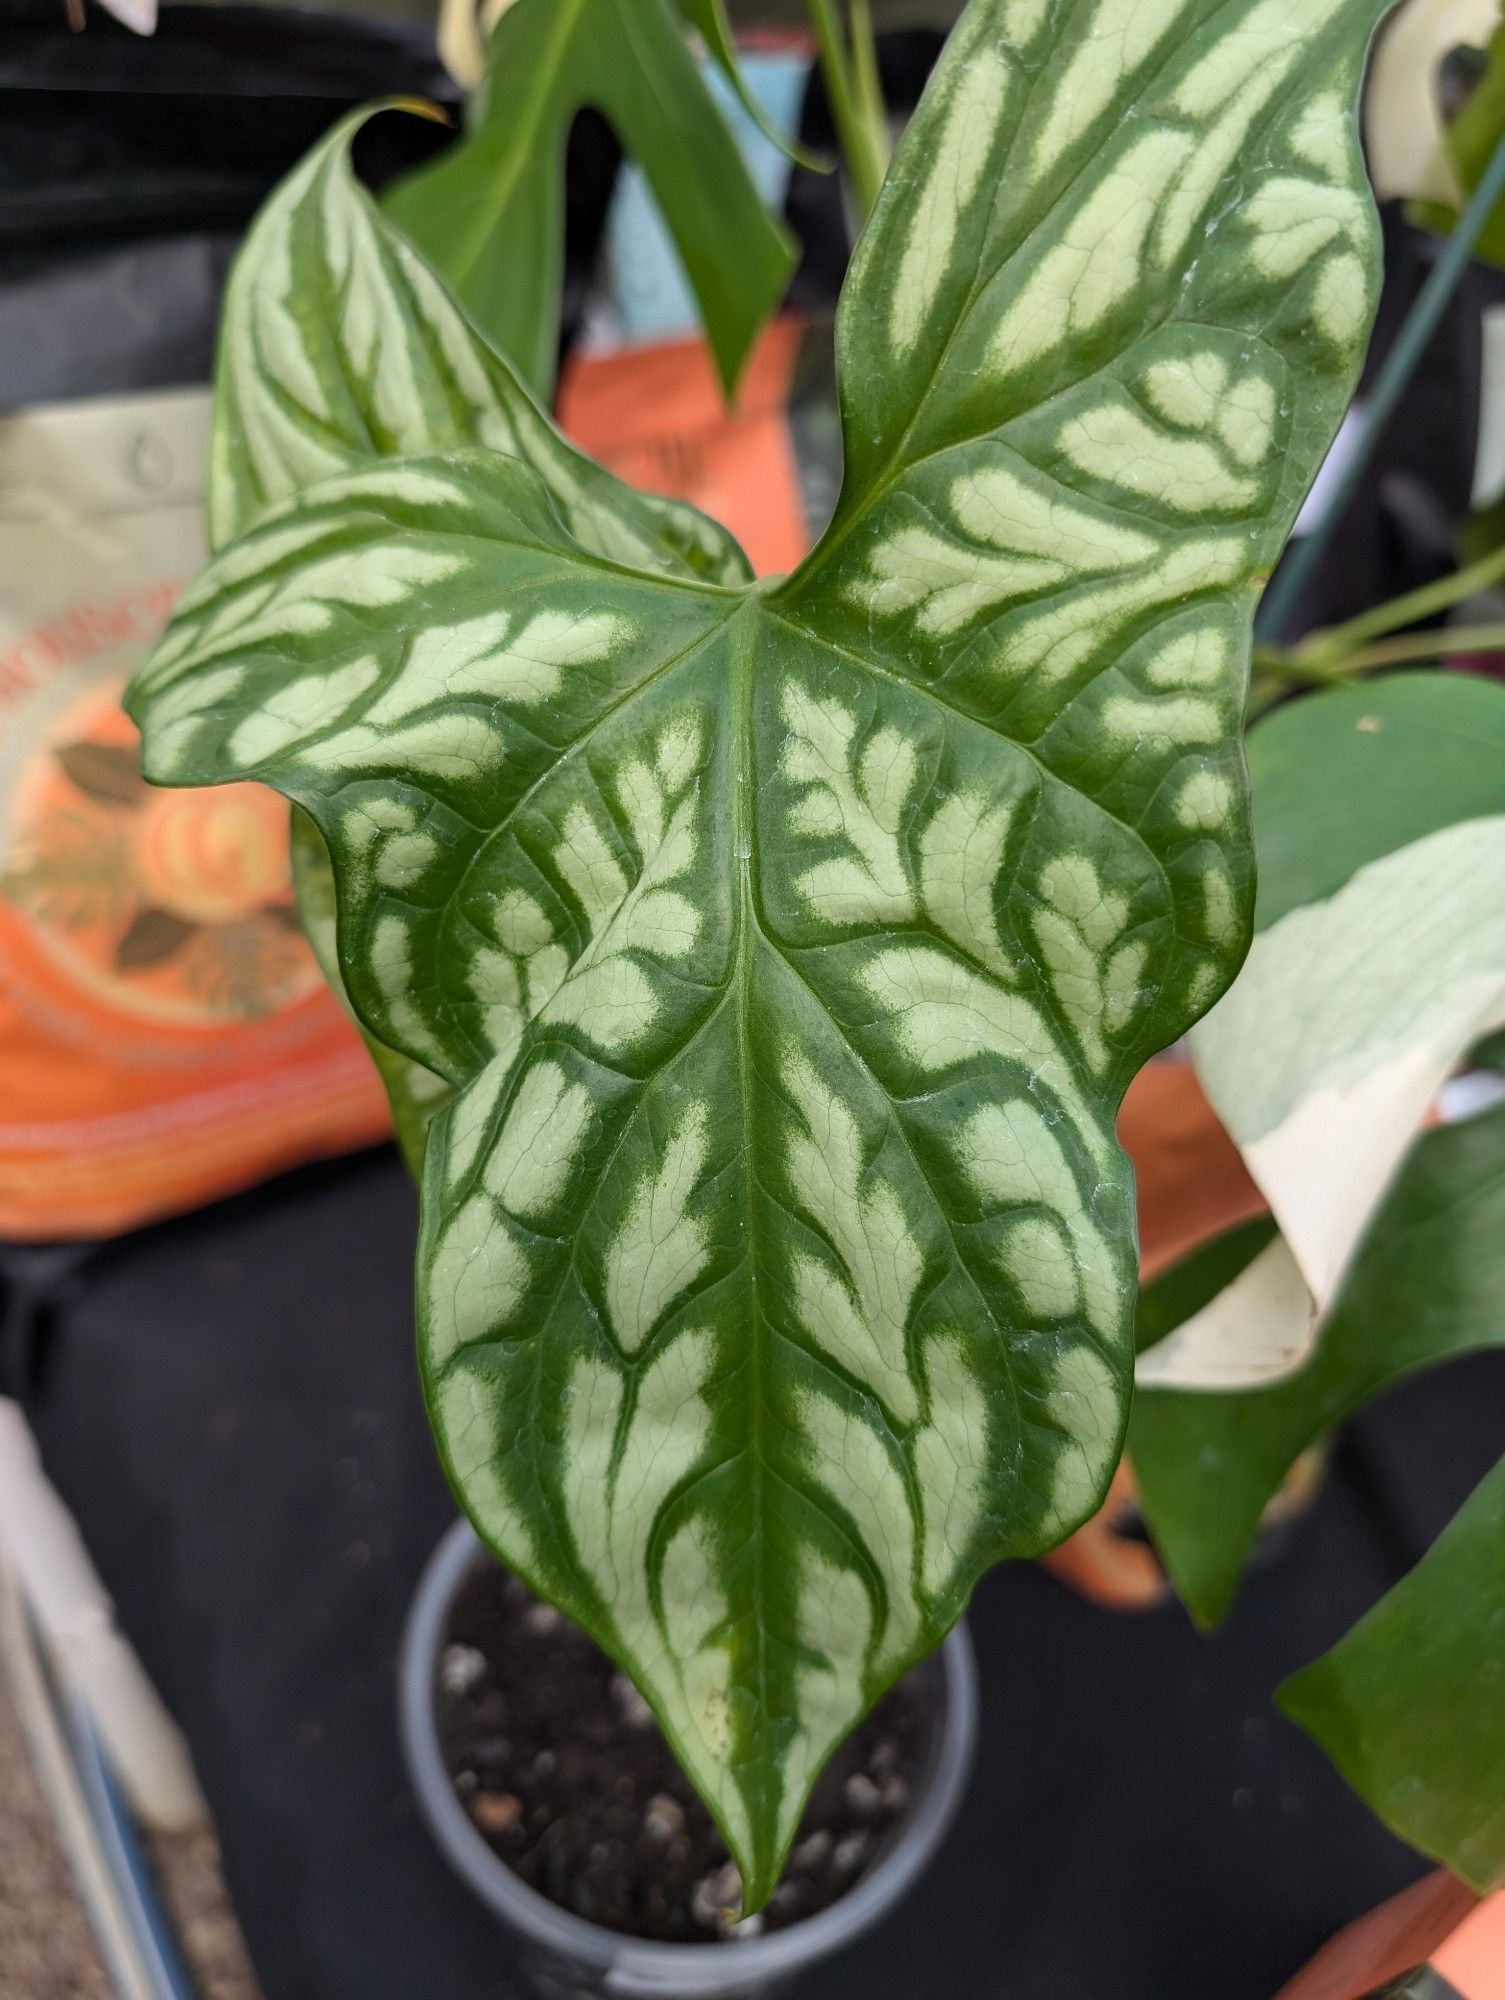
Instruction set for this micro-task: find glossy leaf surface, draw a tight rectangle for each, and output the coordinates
[1280,1452,1505,1894]
[210,108,749,584]
[1133,1103,1505,1626]
[383,0,796,400]
[131,0,1389,1904]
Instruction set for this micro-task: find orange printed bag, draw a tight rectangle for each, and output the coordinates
[0,388,392,1239]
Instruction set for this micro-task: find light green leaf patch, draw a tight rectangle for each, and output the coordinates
[129,0,1389,1906]
[1153,675,1505,1392]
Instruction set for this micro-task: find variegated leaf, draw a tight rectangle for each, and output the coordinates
[129,0,1390,1906]
[212,108,752,1156]
[210,106,749,583]
[1144,672,1505,1393]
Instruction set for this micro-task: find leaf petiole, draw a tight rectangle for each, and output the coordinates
[808,0,887,224]
[1292,541,1505,667]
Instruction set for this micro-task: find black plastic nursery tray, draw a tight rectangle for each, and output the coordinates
[12,1142,1505,2000]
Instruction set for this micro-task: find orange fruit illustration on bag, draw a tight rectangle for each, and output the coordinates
[2,673,322,1025]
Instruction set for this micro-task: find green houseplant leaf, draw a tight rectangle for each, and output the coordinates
[129,0,1391,1906]
[382,0,797,402]
[1279,1451,1505,1893]
[1133,1100,1505,1626]
[209,107,751,584]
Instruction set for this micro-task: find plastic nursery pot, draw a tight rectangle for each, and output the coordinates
[400,1520,978,2000]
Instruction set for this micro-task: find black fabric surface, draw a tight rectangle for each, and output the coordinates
[13,1146,1503,2000]
[0,3,457,277]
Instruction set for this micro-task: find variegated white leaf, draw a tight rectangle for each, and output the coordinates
[1145,673,1505,1392]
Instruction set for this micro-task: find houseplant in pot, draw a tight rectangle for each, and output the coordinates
[124,0,1402,1983]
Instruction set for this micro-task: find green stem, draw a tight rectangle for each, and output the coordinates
[1295,542,1505,665]
[1252,650,1353,688]
[1255,622,1505,697]
[809,0,886,223]
[1245,649,1361,720]
[1258,121,1505,643]
[850,0,890,185]
[1334,621,1505,673]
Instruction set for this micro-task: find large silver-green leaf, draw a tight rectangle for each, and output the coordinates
[212,108,753,1157]
[129,0,1389,1906]
[383,0,797,401]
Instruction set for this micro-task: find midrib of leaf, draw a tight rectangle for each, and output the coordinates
[806,25,1109,550]
[410,592,871,1865]
[435,0,589,300]
[310,156,393,459]
[760,943,1023,1374]
[728,592,778,1865]
[729,599,1038,1612]
[244,325,356,467]
[725,605,1040,1487]
[228,137,427,533]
